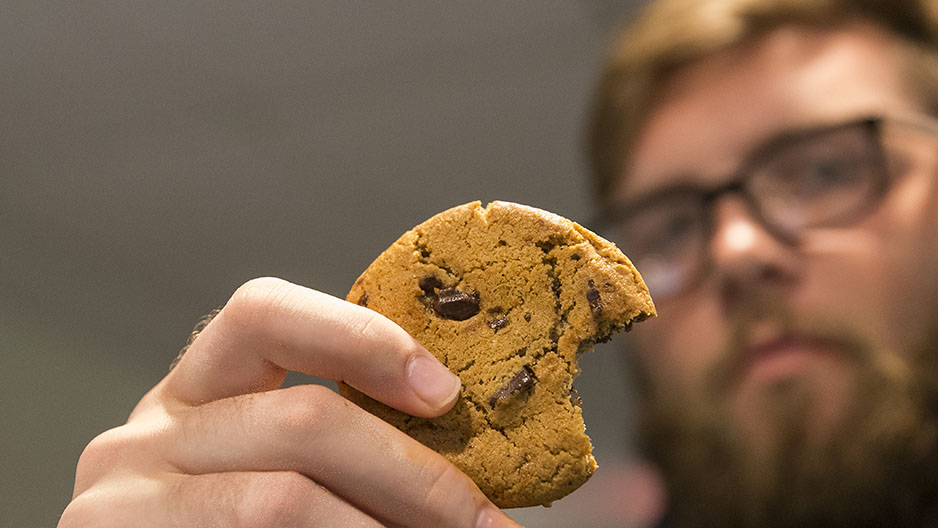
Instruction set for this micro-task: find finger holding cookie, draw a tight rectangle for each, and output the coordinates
[61,277,521,528]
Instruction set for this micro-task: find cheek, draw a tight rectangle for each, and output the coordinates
[799,238,910,358]
[876,176,938,345]
[803,175,938,357]
[634,295,727,396]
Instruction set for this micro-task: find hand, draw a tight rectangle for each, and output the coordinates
[59,277,522,528]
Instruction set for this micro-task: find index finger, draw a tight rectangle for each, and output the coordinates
[163,277,462,417]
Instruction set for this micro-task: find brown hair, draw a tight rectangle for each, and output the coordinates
[587,0,938,202]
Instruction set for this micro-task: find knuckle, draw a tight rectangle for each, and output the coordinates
[355,308,411,351]
[418,455,470,512]
[225,277,295,329]
[236,472,313,528]
[76,430,112,470]
[58,492,113,528]
[272,385,340,441]
[73,427,133,492]
[355,309,388,339]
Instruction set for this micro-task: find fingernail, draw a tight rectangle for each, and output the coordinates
[476,506,522,528]
[407,354,461,409]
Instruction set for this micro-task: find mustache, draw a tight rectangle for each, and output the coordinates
[703,307,873,400]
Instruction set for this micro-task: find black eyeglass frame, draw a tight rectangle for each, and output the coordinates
[593,113,938,299]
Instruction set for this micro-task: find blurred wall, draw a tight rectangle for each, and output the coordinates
[0,2,649,526]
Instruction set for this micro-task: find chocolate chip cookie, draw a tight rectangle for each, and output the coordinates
[338,201,655,508]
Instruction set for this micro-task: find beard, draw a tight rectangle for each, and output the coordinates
[634,315,938,528]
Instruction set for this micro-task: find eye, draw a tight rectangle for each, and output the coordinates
[794,156,866,194]
[758,122,881,200]
[625,208,700,257]
[656,213,697,249]
[752,144,882,233]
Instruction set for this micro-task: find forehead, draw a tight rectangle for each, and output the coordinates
[618,22,921,202]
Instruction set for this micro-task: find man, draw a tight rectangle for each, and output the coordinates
[588,0,938,526]
[59,0,938,527]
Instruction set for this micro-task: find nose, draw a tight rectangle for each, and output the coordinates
[708,196,800,309]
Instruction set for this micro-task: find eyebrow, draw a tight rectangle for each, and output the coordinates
[627,177,704,204]
[602,180,709,222]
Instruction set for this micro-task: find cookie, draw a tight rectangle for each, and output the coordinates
[338,201,655,508]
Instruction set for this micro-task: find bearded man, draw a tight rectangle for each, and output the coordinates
[589,0,938,526]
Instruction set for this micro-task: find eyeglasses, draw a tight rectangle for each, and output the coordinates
[596,114,938,300]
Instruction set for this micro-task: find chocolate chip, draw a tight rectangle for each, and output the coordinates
[524,313,531,322]
[570,254,581,261]
[419,276,443,295]
[489,365,538,408]
[357,292,369,307]
[586,280,602,314]
[488,315,509,333]
[433,288,480,321]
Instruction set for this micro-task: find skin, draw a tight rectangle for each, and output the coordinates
[621,22,938,451]
[59,278,522,528]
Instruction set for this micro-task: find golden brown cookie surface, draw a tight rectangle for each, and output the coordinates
[338,200,655,508]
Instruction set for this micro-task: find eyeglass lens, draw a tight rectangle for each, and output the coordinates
[612,119,887,299]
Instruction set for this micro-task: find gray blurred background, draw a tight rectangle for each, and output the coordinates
[1,2,656,526]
